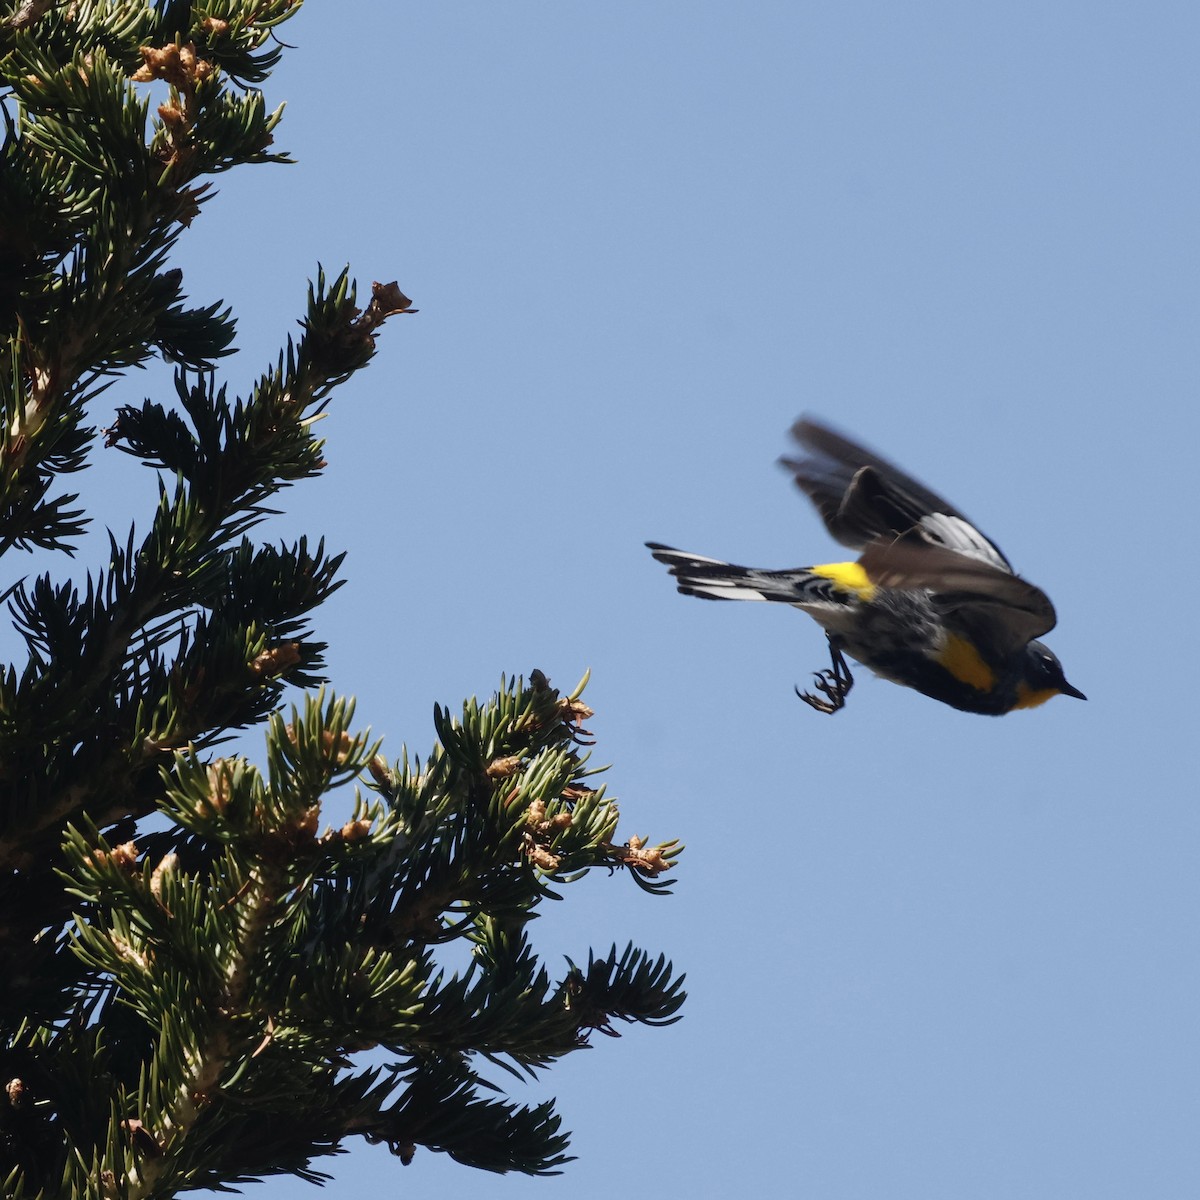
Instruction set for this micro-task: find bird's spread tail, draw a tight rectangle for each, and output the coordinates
[646,542,839,605]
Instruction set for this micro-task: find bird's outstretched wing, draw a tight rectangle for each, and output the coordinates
[782,418,1057,650]
[780,417,1013,572]
[858,537,1058,650]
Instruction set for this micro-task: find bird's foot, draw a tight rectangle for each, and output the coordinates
[794,638,854,714]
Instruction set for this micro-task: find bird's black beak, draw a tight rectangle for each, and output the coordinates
[1059,680,1087,701]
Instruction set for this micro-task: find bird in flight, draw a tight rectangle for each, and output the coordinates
[648,417,1085,715]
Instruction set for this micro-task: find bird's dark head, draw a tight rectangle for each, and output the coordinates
[1014,640,1086,709]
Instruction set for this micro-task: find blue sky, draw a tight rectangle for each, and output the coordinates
[70,2,1200,1196]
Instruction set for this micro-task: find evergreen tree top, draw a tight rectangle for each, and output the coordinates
[0,3,683,1192]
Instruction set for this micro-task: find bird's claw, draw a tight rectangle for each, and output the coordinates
[795,639,854,714]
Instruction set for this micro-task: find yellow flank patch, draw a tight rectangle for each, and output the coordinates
[810,561,877,600]
[1013,684,1057,710]
[937,633,996,692]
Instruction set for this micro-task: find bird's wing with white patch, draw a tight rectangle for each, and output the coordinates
[780,418,1012,572]
[913,512,1011,570]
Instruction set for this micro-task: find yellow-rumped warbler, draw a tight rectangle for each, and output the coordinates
[648,417,1085,715]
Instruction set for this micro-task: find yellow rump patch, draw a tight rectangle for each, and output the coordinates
[937,633,996,692]
[810,561,877,600]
